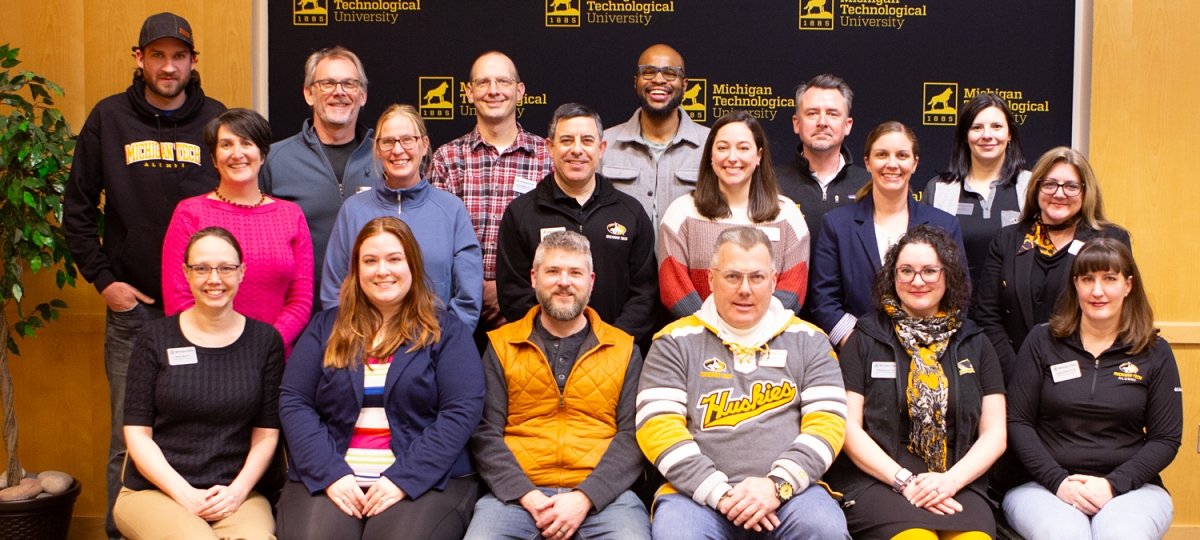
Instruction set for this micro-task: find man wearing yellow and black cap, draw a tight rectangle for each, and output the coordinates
[63,11,225,539]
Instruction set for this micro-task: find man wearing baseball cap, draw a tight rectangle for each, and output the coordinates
[64,11,225,538]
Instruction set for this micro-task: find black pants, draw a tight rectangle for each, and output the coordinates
[275,476,480,540]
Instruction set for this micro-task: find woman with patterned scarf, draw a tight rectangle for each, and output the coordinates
[825,225,1006,540]
[974,147,1130,383]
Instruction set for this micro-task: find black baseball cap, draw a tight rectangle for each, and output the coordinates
[136,12,195,51]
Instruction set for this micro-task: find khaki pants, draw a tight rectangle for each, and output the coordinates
[114,487,275,540]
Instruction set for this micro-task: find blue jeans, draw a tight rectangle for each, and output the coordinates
[464,488,649,540]
[1003,480,1173,540]
[651,486,849,540]
[104,303,161,539]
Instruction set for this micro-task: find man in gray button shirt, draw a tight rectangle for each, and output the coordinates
[602,44,710,228]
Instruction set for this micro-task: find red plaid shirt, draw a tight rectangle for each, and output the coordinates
[430,125,552,279]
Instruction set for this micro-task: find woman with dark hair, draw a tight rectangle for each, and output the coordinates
[658,110,810,317]
[923,94,1030,283]
[277,217,485,540]
[974,147,1130,381]
[809,121,964,348]
[115,227,283,539]
[162,108,313,354]
[826,225,1005,540]
[1003,238,1179,540]
[321,104,482,329]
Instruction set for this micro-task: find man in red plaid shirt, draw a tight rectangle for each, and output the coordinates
[430,51,553,335]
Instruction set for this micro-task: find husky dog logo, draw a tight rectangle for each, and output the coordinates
[294,0,328,26]
[799,0,834,30]
[922,82,958,126]
[418,77,454,120]
[546,0,581,27]
[680,78,707,123]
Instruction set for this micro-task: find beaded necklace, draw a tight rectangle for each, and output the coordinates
[213,187,267,209]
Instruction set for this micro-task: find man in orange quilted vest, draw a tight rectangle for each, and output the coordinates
[466,231,650,539]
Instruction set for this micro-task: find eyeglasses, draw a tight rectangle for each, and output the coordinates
[1038,180,1082,197]
[471,77,518,89]
[637,65,685,82]
[186,264,242,277]
[895,266,943,283]
[377,136,420,152]
[312,79,362,94]
[714,269,771,287]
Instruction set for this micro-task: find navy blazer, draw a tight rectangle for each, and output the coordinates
[807,194,965,341]
[973,220,1130,381]
[280,307,485,497]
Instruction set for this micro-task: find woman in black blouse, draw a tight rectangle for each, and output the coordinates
[973,147,1129,382]
[114,227,283,539]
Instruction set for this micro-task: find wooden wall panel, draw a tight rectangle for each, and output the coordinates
[1092,0,1200,531]
[3,0,250,517]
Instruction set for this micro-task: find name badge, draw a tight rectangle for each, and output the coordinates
[540,227,567,240]
[956,202,975,216]
[871,361,897,379]
[757,226,781,242]
[513,176,537,194]
[760,349,787,368]
[1067,239,1085,255]
[1050,360,1082,383]
[167,346,199,366]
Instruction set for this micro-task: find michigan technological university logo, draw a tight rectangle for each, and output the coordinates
[294,0,329,25]
[546,0,581,27]
[681,78,707,123]
[922,82,958,126]
[418,77,454,120]
[799,0,834,30]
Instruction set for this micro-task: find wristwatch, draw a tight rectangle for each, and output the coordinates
[892,468,915,493]
[768,475,794,502]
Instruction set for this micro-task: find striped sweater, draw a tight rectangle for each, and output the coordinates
[636,298,846,508]
[657,193,810,318]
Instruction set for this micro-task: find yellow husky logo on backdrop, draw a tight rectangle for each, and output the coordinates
[697,379,797,430]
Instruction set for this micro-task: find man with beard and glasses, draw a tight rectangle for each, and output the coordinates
[602,44,710,228]
[64,13,226,539]
[496,103,657,347]
[261,46,374,312]
[466,231,650,540]
[776,74,870,253]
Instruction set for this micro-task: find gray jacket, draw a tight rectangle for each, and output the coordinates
[601,109,709,226]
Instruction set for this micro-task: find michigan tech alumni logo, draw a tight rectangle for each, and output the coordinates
[923,82,958,126]
[294,0,329,25]
[546,0,581,27]
[419,77,454,120]
[799,0,834,30]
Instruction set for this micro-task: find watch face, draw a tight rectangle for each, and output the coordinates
[778,481,793,501]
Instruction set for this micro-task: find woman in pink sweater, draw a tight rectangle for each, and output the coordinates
[163,108,313,353]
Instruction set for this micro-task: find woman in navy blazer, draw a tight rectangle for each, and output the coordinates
[973,147,1129,382]
[277,217,485,540]
[808,121,964,347]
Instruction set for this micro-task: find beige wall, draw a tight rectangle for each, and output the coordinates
[4,0,1198,528]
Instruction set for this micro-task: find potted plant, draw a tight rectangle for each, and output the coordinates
[0,42,81,538]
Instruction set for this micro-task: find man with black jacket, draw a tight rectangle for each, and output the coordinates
[496,103,657,346]
[776,74,870,251]
[63,12,225,539]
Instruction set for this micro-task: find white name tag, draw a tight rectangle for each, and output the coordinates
[956,202,975,216]
[757,226,781,242]
[1050,360,1082,383]
[540,227,567,240]
[513,176,537,194]
[760,349,787,368]
[167,346,199,366]
[871,361,897,379]
[1067,239,1085,255]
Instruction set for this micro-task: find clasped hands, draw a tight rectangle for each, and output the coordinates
[325,475,407,518]
[716,477,783,532]
[519,489,592,539]
[1056,474,1113,516]
[901,471,963,516]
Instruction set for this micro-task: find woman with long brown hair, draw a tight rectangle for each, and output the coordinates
[1004,238,1179,539]
[277,217,485,539]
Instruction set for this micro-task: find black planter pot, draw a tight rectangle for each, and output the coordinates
[0,480,82,540]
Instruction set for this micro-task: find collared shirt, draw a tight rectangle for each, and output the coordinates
[429,125,553,279]
[602,109,710,226]
[532,317,592,391]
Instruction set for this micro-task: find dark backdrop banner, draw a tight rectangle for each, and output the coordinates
[270,0,1076,190]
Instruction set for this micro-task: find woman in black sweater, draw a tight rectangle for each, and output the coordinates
[114,227,283,539]
[1003,238,1180,540]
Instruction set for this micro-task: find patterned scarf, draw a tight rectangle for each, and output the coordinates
[883,296,961,473]
[1020,214,1080,256]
